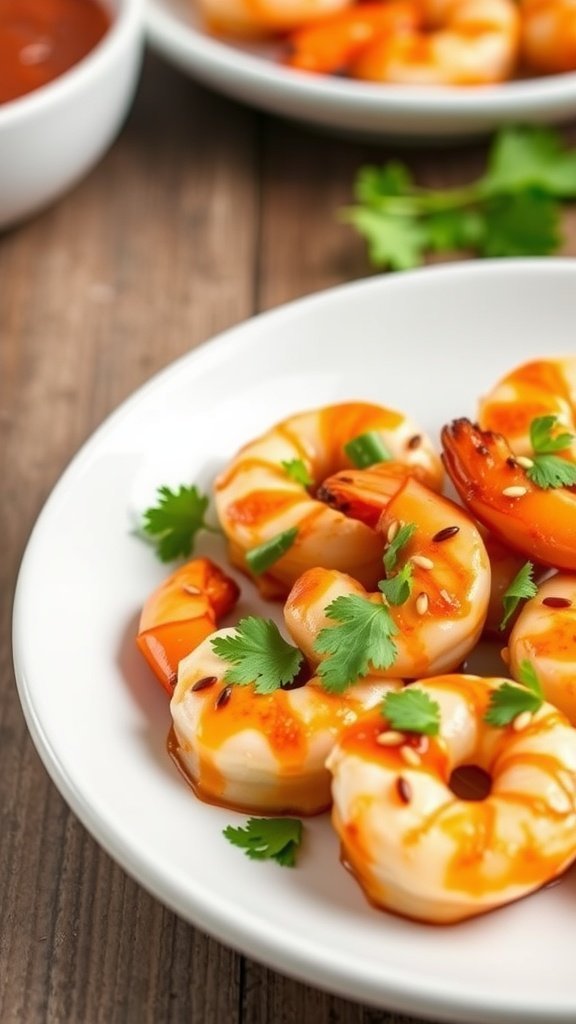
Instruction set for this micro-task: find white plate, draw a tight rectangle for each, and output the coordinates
[13,260,576,1024]
[146,0,576,139]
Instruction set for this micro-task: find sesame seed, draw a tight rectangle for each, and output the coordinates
[376,730,405,747]
[412,555,434,570]
[407,434,422,450]
[396,777,413,803]
[416,592,429,615]
[542,596,572,609]
[432,525,460,543]
[439,588,452,604]
[512,710,532,732]
[192,675,217,692]
[182,584,201,595]
[215,685,233,709]
[502,486,528,498]
[515,455,534,469]
[400,746,421,767]
[387,520,400,543]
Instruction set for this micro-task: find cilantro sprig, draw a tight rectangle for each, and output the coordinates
[525,415,576,490]
[382,687,440,736]
[224,817,303,866]
[499,561,538,631]
[484,660,544,727]
[378,562,413,606]
[343,126,576,271]
[282,459,312,487]
[211,617,304,694]
[142,484,218,562]
[314,595,398,693]
[383,522,416,574]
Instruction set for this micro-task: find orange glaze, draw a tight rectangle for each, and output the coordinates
[336,712,452,778]
[227,489,305,526]
[0,0,110,105]
[479,400,558,442]
[520,618,576,660]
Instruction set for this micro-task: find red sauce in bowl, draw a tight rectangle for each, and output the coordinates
[0,0,111,105]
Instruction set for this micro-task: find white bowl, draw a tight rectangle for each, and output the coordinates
[147,0,576,140]
[0,0,144,229]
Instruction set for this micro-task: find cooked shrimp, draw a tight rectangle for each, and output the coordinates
[520,0,576,73]
[508,575,576,726]
[328,674,576,923]
[199,0,352,37]
[170,629,399,813]
[442,418,576,571]
[285,2,420,73]
[136,558,240,695]
[352,0,520,85]
[214,402,443,599]
[479,357,576,456]
[284,472,490,678]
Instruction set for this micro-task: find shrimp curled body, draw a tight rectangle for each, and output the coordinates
[284,473,491,678]
[171,630,399,814]
[327,674,576,924]
[215,402,442,599]
[509,575,576,726]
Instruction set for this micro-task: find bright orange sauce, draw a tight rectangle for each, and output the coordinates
[522,617,576,661]
[227,489,304,527]
[0,0,110,105]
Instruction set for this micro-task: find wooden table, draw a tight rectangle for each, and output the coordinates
[2,51,576,1024]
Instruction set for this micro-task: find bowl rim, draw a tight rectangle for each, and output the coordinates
[146,0,576,116]
[0,0,144,129]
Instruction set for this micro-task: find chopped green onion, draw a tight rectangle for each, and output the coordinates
[344,431,392,469]
[246,527,298,575]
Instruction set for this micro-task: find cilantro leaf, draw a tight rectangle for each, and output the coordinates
[341,207,427,271]
[355,162,414,205]
[314,595,398,693]
[530,415,575,454]
[485,660,544,727]
[479,193,561,259]
[378,562,413,606]
[526,455,576,490]
[382,687,440,736]
[223,817,302,867]
[499,561,537,631]
[281,459,312,487]
[142,484,212,562]
[481,126,576,199]
[344,431,391,469]
[246,527,298,575]
[383,522,416,574]
[211,617,303,694]
[425,208,484,251]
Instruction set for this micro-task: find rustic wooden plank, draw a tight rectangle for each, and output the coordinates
[0,53,257,1024]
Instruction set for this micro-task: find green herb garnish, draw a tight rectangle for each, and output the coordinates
[211,617,303,694]
[314,595,398,693]
[526,415,576,490]
[383,522,417,574]
[246,527,298,575]
[484,660,544,727]
[141,484,217,562]
[223,817,303,866]
[344,431,392,469]
[343,126,576,271]
[282,459,312,487]
[499,561,538,631]
[378,562,414,606]
[382,688,441,736]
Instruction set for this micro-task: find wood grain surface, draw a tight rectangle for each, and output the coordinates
[1,50,576,1024]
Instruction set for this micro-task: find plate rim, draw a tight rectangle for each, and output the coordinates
[12,258,576,1024]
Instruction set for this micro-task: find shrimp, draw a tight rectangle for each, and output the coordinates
[478,357,576,457]
[170,629,399,813]
[284,471,491,678]
[351,0,520,85]
[520,0,576,73]
[214,402,443,599]
[508,575,576,726]
[136,558,240,695]
[199,0,353,38]
[442,418,576,571]
[285,2,421,74]
[327,674,576,923]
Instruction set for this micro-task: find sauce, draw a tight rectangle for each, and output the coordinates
[0,0,110,105]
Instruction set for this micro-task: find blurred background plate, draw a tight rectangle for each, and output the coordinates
[146,0,576,140]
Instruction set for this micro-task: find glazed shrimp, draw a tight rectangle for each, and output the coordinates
[199,0,353,37]
[214,402,443,599]
[284,472,491,678]
[508,575,576,726]
[170,630,399,813]
[285,2,421,73]
[328,675,576,923]
[442,418,576,571]
[352,0,520,85]
[520,0,576,73]
[136,558,240,695]
[479,357,576,456]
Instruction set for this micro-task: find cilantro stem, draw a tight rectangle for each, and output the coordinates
[361,182,485,217]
